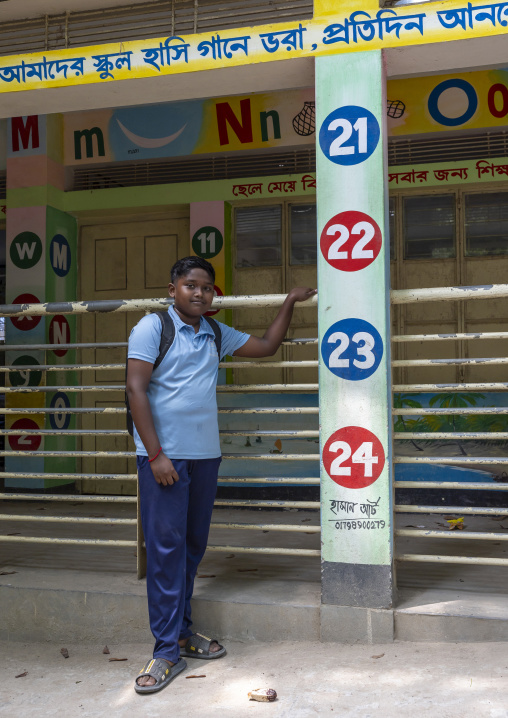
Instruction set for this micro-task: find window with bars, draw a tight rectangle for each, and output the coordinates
[403,194,456,260]
[465,192,508,257]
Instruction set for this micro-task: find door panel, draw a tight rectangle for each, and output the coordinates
[79,216,188,495]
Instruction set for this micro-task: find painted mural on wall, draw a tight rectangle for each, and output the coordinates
[389,68,508,136]
[57,67,508,169]
[64,90,315,164]
[0,2,506,93]
[394,391,508,486]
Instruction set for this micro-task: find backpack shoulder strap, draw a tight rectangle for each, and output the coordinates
[204,315,222,360]
[153,310,175,370]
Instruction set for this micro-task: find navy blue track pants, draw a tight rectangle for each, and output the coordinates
[137,455,221,663]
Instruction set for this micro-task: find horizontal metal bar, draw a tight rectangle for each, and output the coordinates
[0,536,137,546]
[0,514,136,525]
[396,553,508,566]
[0,359,319,372]
[0,476,318,486]
[0,451,320,459]
[393,383,508,392]
[0,429,320,438]
[0,493,137,502]
[0,293,318,317]
[0,408,126,414]
[394,456,508,465]
[391,283,508,305]
[218,408,319,414]
[393,358,508,367]
[394,432,508,440]
[221,361,318,369]
[392,331,508,343]
[214,500,320,508]
[0,383,320,393]
[0,472,136,480]
[210,522,320,533]
[1,342,127,351]
[218,477,320,484]
[205,545,320,557]
[394,482,508,490]
[395,505,508,515]
[0,363,125,372]
[392,408,508,415]
[0,407,319,415]
[0,337,316,352]
[0,385,122,393]
[218,384,319,392]
[8,356,507,370]
[396,529,508,540]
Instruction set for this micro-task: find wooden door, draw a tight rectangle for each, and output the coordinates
[78,215,189,494]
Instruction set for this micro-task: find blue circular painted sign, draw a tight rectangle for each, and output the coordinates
[319,106,380,166]
[50,234,71,277]
[321,318,383,381]
[49,391,71,430]
[319,105,380,165]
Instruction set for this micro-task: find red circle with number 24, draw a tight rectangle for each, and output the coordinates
[320,211,382,272]
[323,426,385,489]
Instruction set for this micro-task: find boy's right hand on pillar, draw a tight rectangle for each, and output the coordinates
[150,453,180,486]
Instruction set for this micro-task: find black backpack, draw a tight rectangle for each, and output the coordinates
[125,310,222,436]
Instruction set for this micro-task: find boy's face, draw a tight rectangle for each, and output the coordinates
[168,268,215,321]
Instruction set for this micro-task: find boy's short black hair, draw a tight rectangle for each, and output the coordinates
[170,256,215,284]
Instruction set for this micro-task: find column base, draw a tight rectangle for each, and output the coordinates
[321,604,394,644]
[321,561,394,608]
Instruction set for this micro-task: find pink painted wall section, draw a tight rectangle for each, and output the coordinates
[190,201,225,236]
[6,155,66,190]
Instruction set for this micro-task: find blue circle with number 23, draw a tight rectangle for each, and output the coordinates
[321,318,383,381]
[319,105,380,166]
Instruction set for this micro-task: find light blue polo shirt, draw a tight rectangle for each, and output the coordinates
[128,305,249,459]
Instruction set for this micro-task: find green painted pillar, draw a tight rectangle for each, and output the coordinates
[316,51,394,637]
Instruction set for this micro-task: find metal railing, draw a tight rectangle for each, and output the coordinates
[0,293,320,576]
[3,283,508,574]
[391,282,508,567]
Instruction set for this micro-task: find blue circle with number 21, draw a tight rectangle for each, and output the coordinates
[319,105,380,166]
[321,318,383,381]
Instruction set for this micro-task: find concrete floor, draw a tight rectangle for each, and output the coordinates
[3,639,508,717]
[3,502,508,643]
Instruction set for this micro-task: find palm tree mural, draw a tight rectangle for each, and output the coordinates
[426,392,486,456]
[393,393,424,451]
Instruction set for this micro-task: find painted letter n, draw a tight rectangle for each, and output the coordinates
[216,99,253,146]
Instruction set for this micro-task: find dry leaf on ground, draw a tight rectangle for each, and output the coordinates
[102,646,110,654]
[60,648,69,659]
[371,654,385,659]
[15,672,28,678]
[109,657,128,662]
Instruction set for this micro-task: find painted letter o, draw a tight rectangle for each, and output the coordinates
[428,79,478,127]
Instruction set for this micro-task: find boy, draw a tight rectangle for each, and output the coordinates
[127,256,316,694]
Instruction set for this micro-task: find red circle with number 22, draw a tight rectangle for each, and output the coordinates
[320,211,382,272]
[323,426,385,489]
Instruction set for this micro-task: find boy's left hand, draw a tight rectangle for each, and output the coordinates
[287,287,317,303]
